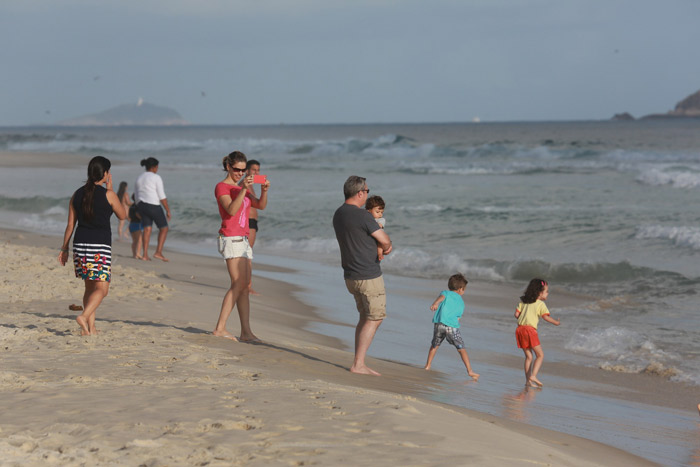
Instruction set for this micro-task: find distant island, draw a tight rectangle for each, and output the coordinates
[612,89,700,120]
[58,99,189,126]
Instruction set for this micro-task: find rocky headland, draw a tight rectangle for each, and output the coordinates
[612,88,700,120]
[58,100,188,126]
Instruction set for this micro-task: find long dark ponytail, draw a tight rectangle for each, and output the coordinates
[82,156,111,220]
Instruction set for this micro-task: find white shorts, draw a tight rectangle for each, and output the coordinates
[217,235,253,260]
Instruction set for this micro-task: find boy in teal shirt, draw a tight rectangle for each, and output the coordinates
[424,273,480,381]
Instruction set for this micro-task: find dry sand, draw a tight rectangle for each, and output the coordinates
[0,228,656,466]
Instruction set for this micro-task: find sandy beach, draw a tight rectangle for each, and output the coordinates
[0,225,657,466]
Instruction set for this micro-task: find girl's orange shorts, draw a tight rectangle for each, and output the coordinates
[515,325,540,349]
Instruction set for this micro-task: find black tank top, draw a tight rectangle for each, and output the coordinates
[72,185,113,245]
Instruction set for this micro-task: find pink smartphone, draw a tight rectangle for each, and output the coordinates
[253,175,267,184]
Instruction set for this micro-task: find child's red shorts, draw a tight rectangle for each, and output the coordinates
[515,325,540,349]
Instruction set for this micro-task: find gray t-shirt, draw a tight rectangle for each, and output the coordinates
[332,203,382,280]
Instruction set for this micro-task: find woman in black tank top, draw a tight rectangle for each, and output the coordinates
[58,156,127,336]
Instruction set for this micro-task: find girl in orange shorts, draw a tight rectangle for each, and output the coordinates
[515,278,560,388]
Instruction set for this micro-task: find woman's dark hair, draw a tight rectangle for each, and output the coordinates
[116,181,127,201]
[141,157,159,170]
[222,151,247,171]
[520,278,547,304]
[82,156,111,221]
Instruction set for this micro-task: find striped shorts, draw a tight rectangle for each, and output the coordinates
[73,243,112,282]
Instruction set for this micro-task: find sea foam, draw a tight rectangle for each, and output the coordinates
[566,326,683,380]
[635,225,700,250]
[636,167,700,188]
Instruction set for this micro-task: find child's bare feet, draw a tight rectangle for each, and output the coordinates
[528,377,543,388]
[469,372,480,381]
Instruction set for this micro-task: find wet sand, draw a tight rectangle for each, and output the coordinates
[0,227,655,466]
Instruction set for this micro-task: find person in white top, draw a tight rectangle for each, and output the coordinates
[134,157,171,261]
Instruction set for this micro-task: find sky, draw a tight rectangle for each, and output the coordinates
[2,0,700,125]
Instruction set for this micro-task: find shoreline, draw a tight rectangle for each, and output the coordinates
[0,226,657,466]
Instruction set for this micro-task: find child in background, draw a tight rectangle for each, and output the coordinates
[365,195,386,260]
[424,273,480,381]
[515,278,560,388]
[128,195,144,259]
[116,181,132,240]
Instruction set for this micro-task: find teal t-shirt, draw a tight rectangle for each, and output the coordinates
[431,290,464,328]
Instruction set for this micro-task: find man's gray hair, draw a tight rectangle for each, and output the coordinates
[343,175,366,200]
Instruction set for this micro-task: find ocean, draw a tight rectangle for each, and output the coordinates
[1,121,700,464]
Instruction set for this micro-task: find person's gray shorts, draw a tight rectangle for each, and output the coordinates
[137,202,168,229]
[430,323,465,349]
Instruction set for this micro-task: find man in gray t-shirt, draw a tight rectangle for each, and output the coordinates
[332,175,392,376]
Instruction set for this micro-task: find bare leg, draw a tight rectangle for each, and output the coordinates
[248,228,257,249]
[350,317,382,375]
[247,259,260,295]
[529,345,545,387]
[142,226,152,260]
[457,349,480,381]
[153,226,169,261]
[522,348,533,385]
[118,219,126,239]
[213,257,257,341]
[78,280,109,336]
[424,346,438,370]
[236,256,257,341]
[131,230,143,259]
[247,228,258,294]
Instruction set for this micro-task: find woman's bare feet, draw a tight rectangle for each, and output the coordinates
[350,364,381,376]
[239,333,261,344]
[468,372,480,382]
[212,330,239,341]
[76,316,90,336]
[154,253,169,262]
